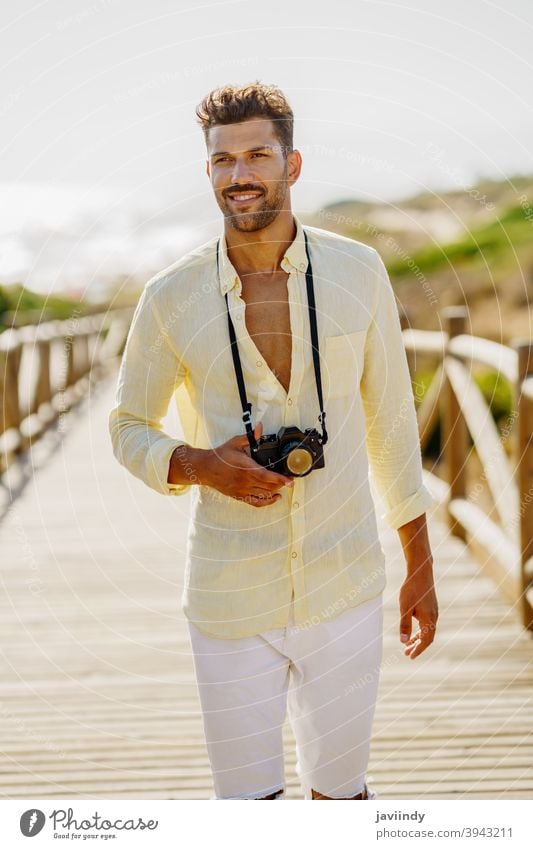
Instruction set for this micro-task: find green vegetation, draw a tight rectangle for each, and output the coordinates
[386,203,533,279]
[474,369,514,425]
[312,174,533,342]
[0,283,96,333]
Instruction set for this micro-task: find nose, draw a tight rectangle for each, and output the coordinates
[230,157,255,185]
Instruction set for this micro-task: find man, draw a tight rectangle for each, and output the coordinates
[108,82,438,800]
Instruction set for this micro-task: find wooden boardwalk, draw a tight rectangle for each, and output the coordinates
[1,371,532,800]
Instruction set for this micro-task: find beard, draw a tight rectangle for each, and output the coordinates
[217,162,289,232]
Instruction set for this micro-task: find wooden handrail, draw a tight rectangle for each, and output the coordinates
[444,355,518,533]
[517,364,533,631]
[448,335,518,384]
[441,307,469,542]
[403,328,519,383]
[0,307,134,470]
[402,311,533,633]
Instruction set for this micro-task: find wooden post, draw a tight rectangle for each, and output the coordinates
[399,308,417,390]
[78,333,90,378]
[0,331,22,435]
[0,331,23,466]
[66,332,76,387]
[513,340,533,632]
[35,334,52,410]
[441,307,469,541]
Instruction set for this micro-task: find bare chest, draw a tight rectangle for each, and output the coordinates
[239,271,292,393]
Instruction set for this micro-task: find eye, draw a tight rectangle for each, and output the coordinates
[251,152,266,158]
[214,156,230,163]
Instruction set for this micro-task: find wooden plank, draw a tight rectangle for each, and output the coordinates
[444,355,519,533]
[448,334,518,383]
[448,497,521,603]
[401,328,447,356]
[417,362,444,453]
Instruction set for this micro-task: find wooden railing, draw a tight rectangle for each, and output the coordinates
[0,307,134,472]
[401,306,533,633]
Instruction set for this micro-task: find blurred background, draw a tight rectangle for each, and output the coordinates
[1,0,532,340]
[1,0,533,802]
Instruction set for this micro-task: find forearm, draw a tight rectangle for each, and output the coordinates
[396,512,434,574]
[167,444,213,487]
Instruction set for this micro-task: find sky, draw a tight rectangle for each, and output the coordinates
[1,0,532,295]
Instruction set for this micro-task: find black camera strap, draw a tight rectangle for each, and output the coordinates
[216,228,328,453]
[302,230,328,446]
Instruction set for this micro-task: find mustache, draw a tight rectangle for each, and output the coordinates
[223,184,265,197]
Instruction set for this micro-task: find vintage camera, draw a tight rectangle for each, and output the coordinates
[251,426,325,477]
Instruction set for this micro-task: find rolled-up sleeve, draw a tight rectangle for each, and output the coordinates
[360,249,435,529]
[108,281,191,496]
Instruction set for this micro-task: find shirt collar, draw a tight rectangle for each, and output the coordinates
[217,214,309,296]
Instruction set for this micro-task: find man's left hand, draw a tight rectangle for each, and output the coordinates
[398,563,438,659]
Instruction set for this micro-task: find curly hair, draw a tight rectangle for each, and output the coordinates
[195,81,294,157]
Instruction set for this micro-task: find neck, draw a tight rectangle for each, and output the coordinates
[224,209,296,275]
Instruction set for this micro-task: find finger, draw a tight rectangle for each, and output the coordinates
[232,433,255,451]
[404,637,420,654]
[403,631,420,651]
[406,620,436,659]
[231,421,263,451]
[247,485,283,500]
[245,495,282,507]
[229,453,293,490]
[235,491,282,507]
[239,422,263,453]
[232,457,293,489]
[250,467,294,489]
[399,611,412,644]
[407,639,425,659]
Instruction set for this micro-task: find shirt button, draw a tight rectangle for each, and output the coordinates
[256,360,262,367]
[293,501,299,509]
[291,551,298,559]
[299,262,306,271]
[287,398,293,406]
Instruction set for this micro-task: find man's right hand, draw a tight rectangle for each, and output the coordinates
[171,422,294,507]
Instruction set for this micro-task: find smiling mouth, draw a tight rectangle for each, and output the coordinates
[226,191,264,203]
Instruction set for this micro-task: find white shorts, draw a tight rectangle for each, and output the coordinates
[187,593,384,799]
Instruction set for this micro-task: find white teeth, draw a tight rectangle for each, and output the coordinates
[231,193,260,200]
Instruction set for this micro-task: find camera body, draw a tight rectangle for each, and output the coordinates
[251,425,325,477]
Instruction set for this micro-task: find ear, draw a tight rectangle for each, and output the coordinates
[206,159,211,179]
[286,149,302,188]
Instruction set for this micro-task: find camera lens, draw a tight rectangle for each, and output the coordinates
[283,443,314,476]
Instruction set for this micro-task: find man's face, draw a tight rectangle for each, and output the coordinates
[206,117,300,232]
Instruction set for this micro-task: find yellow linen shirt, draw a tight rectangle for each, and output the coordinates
[108,215,435,638]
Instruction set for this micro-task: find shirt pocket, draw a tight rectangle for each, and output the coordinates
[323,330,367,399]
